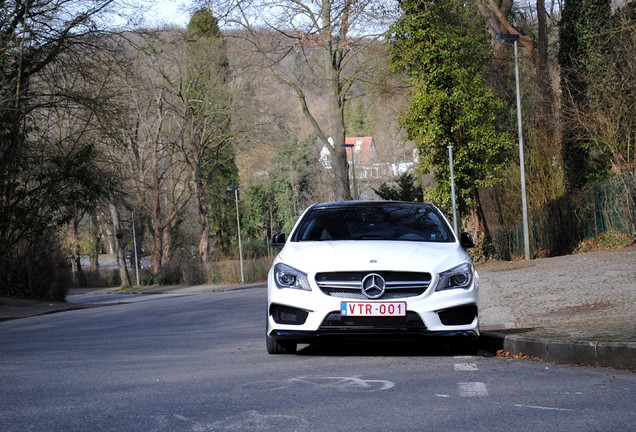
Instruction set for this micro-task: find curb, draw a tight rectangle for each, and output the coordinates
[481,331,636,371]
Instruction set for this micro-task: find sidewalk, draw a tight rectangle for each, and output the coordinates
[1,247,634,370]
[477,246,636,370]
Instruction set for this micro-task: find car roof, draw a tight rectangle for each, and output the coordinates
[308,201,436,210]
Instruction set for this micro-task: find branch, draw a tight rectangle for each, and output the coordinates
[484,0,538,66]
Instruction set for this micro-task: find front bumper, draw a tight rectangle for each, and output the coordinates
[267,300,480,344]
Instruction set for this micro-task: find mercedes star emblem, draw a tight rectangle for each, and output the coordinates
[361,273,386,299]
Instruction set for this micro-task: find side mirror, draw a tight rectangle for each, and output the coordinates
[460,232,475,249]
[272,232,287,247]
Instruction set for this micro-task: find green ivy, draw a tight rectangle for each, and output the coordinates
[388,0,513,216]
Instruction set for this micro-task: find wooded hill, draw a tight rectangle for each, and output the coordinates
[1,0,634,299]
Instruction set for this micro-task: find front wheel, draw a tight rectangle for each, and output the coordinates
[266,335,297,354]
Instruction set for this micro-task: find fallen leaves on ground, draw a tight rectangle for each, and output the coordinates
[496,349,533,359]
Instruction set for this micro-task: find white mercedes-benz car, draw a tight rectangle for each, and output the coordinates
[266,201,479,354]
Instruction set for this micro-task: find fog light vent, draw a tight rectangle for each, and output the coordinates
[270,304,309,325]
[437,305,478,326]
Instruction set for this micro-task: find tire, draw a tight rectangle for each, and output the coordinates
[266,335,297,354]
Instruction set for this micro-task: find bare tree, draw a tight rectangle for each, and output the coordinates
[110,204,133,287]
[195,0,398,200]
[110,32,194,274]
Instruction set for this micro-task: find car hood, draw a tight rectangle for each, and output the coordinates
[276,240,470,275]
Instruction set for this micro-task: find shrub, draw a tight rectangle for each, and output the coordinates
[0,235,70,301]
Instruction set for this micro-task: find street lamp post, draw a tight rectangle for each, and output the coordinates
[226,185,244,283]
[495,33,531,261]
[448,146,459,235]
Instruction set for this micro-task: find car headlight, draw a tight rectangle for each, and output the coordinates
[435,262,474,291]
[273,263,312,291]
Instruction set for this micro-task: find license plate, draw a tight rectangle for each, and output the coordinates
[340,302,407,317]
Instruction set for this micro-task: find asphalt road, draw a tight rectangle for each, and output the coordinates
[1,288,635,432]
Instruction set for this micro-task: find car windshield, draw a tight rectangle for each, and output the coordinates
[292,204,454,242]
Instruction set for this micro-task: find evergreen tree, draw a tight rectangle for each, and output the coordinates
[268,137,320,234]
[345,97,370,137]
[184,8,239,261]
[241,183,272,257]
[374,172,422,202]
[388,0,512,242]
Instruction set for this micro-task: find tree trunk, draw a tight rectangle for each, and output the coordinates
[89,212,101,271]
[69,219,82,273]
[473,187,492,241]
[162,227,171,269]
[323,77,350,200]
[110,204,132,288]
[194,179,210,264]
[150,123,163,274]
[327,137,352,201]
[151,219,163,275]
[105,225,115,255]
[472,190,495,259]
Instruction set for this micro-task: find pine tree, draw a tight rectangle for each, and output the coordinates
[374,172,422,202]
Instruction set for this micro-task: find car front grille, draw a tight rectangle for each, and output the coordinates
[315,271,432,300]
[320,311,426,330]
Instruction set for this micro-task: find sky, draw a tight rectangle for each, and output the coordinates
[144,0,193,27]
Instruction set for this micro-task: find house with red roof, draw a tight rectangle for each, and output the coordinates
[320,136,416,199]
